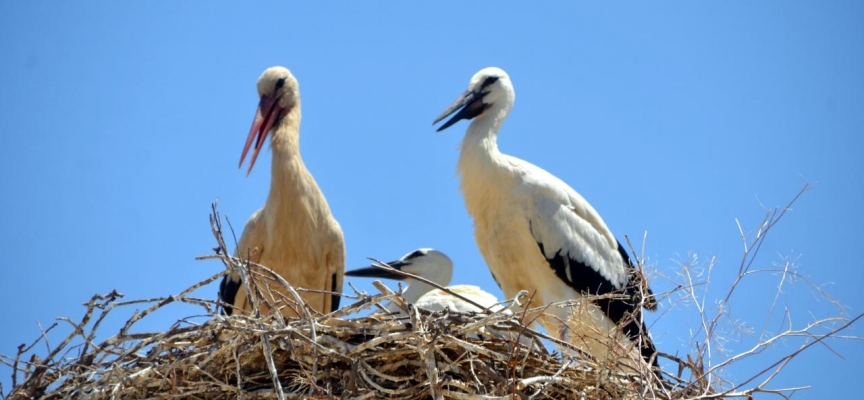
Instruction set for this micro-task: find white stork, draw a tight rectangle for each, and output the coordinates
[345,248,502,314]
[432,67,658,368]
[347,248,537,345]
[219,66,345,318]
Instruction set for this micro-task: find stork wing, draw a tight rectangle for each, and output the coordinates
[516,166,628,289]
[326,221,346,312]
[219,208,266,316]
[515,162,654,341]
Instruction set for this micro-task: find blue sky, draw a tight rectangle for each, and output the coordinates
[1,2,862,397]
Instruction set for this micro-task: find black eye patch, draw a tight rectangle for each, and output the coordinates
[274,77,286,93]
[405,250,426,260]
[481,76,499,88]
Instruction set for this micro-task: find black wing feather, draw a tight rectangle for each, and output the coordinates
[538,240,658,367]
[330,273,341,312]
[218,275,241,316]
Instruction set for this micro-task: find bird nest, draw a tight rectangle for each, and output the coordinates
[2,206,713,400]
[5,186,856,400]
[3,288,705,400]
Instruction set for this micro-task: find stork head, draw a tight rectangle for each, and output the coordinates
[239,66,300,176]
[345,248,454,288]
[433,67,514,132]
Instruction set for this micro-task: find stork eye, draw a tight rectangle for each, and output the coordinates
[481,76,499,87]
[274,77,286,92]
[405,250,426,260]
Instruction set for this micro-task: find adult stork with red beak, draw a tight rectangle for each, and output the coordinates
[219,66,345,318]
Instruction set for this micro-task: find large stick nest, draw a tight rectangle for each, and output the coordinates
[5,289,701,400]
[3,206,712,400]
[6,185,858,399]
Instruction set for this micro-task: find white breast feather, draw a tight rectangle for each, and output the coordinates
[415,285,505,314]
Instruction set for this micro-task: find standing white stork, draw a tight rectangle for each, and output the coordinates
[345,248,502,314]
[219,66,345,318]
[432,67,658,369]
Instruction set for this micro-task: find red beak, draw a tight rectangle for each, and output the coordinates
[239,95,283,176]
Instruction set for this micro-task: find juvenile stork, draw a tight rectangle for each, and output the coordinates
[432,67,658,368]
[345,248,502,314]
[219,66,345,318]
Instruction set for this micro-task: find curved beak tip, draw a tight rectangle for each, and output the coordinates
[239,96,280,175]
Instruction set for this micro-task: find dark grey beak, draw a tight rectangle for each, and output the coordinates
[345,260,409,280]
[433,89,489,132]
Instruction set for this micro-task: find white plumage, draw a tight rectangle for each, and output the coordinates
[346,249,537,345]
[219,66,345,318]
[345,248,502,314]
[433,67,657,369]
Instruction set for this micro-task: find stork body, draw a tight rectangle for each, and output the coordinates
[348,248,542,347]
[433,68,657,368]
[345,248,502,314]
[219,66,345,317]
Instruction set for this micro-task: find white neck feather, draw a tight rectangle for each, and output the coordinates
[459,105,509,160]
[264,107,324,225]
[457,105,513,210]
[401,280,438,304]
[394,256,454,309]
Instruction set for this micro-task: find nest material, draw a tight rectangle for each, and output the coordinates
[4,206,712,400]
[6,287,698,400]
[7,187,856,400]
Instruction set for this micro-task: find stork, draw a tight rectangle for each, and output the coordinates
[219,66,345,318]
[345,248,502,314]
[432,67,658,369]
[347,248,537,345]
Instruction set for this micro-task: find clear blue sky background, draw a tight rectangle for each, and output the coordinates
[1,2,862,398]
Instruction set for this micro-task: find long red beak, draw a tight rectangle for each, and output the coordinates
[239,95,283,176]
